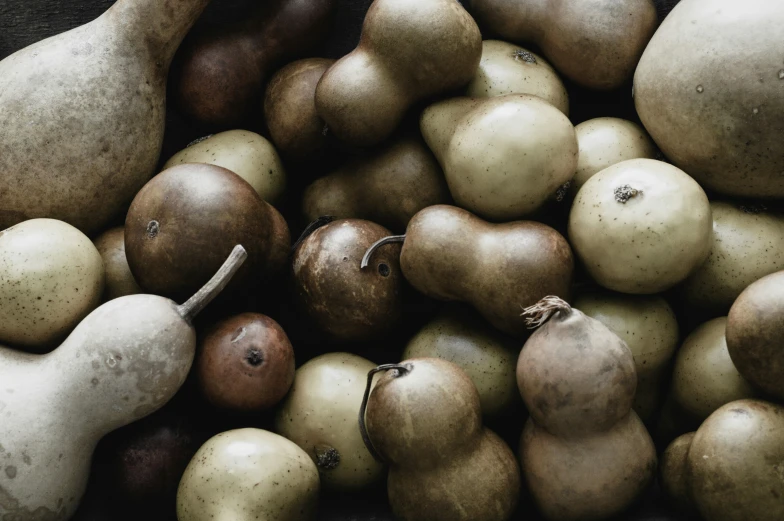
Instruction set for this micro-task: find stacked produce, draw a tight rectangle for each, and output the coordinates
[0,0,782,520]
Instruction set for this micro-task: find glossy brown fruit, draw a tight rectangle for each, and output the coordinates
[264,58,335,161]
[174,0,336,129]
[292,219,402,341]
[125,163,290,302]
[197,313,295,412]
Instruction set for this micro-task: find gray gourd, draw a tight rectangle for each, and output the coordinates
[0,0,212,234]
[0,246,246,521]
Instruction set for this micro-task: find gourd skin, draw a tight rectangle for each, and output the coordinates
[366,358,520,521]
[634,0,784,197]
[94,227,143,303]
[302,136,450,233]
[315,0,482,146]
[468,0,657,90]
[401,205,574,338]
[0,295,195,521]
[0,0,211,234]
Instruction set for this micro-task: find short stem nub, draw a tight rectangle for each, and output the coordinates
[358,363,413,463]
[177,245,247,322]
[360,235,406,269]
[521,295,572,329]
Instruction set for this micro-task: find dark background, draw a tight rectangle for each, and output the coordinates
[0,1,692,520]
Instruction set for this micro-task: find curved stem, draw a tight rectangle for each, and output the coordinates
[358,363,413,463]
[177,245,247,322]
[521,295,572,329]
[360,235,406,269]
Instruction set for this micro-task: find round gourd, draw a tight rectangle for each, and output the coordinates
[568,158,712,294]
[0,218,104,350]
[93,227,142,302]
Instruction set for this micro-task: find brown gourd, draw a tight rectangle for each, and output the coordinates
[315,0,482,147]
[518,296,657,521]
[174,0,336,129]
[361,205,573,339]
[0,246,247,521]
[467,0,657,90]
[302,135,450,233]
[0,0,213,233]
[363,358,521,521]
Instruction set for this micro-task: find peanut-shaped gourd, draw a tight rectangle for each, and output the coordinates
[0,246,246,521]
[517,296,657,521]
[363,358,520,521]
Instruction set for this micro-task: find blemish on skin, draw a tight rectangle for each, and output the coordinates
[91,378,99,387]
[5,466,16,479]
[231,327,247,343]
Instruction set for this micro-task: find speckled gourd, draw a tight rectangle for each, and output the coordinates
[0,246,246,521]
[0,0,213,233]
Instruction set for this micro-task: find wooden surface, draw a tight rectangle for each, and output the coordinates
[0,1,690,520]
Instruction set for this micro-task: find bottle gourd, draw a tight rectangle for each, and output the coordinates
[0,246,247,521]
[0,0,213,234]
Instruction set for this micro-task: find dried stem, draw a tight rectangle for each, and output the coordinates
[358,363,413,463]
[521,295,573,329]
[177,245,247,322]
[360,235,406,269]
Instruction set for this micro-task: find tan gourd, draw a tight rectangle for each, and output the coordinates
[0,246,246,521]
[518,297,657,521]
[363,358,520,521]
[93,226,142,303]
[0,0,213,234]
[421,94,577,221]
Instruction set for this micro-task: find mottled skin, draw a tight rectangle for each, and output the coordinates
[174,0,336,129]
[466,40,569,115]
[315,0,482,146]
[176,429,320,521]
[163,130,287,207]
[517,304,656,520]
[292,219,402,341]
[0,0,212,234]
[302,136,450,233]
[670,317,756,425]
[660,432,698,516]
[726,271,784,401]
[468,0,657,90]
[274,353,385,491]
[366,358,520,521]
[125,164,290,302]
[263,58,335,161]
[0,219,104,352]
[687,400,784,521]
[574,291,679,423]
[681,202,784,317]
[93,226,142,303]
[403,305,521,420]
[634,0,784,197]
[0,295,196,521]
[197,313,295,412]
[400,205,574,338]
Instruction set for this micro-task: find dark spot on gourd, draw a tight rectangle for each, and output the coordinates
[314,446,341,470]
[378,263,390,277]
[5,466,17,479]
[246,348,263,366]
[146,220,160,239]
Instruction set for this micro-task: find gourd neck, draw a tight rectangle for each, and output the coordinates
[105,0,213,66]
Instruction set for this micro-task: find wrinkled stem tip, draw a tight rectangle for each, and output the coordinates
[521,295,572,329]
[360,235,406,269]
[614,184,642,203]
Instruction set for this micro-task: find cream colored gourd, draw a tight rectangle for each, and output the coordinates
[93,226,142,302]
[315,0,482,146]
[0,219,104,351]
[0,0,213,234]
[163,130,287,206]
[573,118,657,191]
[466,40,568,115]
[569,158,713,294]
[274,353,385,491]
[421,94,577,221]
[669,317,756,425]
[402,305,520,421]
[0,247,246,521]
[365,358,520,521]
[469,0,657,90]
[574,292,679,423]
[177,429,320,521]
[634,0,784,197]
[680,202,784,316]
[518,297,657,521]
